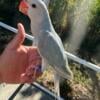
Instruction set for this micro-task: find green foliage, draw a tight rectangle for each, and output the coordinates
[49,0,68,31]
[80,0,100,56]
[70,63,90,86]
[0,0,19,10]
[49,0,80,41]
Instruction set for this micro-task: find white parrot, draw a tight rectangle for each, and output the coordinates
[19,0,73,97]
[42,0,50,7]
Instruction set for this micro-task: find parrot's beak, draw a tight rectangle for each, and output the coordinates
[19,0,29,15]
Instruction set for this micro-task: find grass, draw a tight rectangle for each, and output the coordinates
[37,61,100,100]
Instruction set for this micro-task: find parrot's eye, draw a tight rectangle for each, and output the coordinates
[32,4,36,8]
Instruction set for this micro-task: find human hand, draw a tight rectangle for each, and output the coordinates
[0,23,42,83]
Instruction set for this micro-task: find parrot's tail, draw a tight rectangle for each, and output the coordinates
[54,60,73,81]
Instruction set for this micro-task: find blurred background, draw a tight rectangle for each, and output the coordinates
[0,0,100,100]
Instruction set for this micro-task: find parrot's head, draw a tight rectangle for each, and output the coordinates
[19,0,48,22]
[19,0,50,34]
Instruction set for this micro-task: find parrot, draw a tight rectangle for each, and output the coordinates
[42,0,50,7]
[19,0,73,97]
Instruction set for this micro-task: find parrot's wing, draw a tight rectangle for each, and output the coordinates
[38,31,67,72]
[38,31,73,80]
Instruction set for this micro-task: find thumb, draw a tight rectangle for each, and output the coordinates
[8,23,26,49]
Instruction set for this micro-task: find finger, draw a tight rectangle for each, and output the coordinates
[20,65,42,83]
[8,23,25,49]
[20,72,42,83]
[27,47,42,65]
[34,68,42,78]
